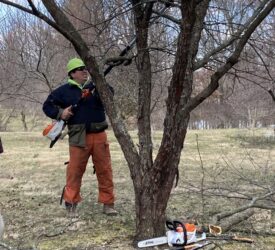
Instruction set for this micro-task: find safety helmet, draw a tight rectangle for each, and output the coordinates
[66,58,85,73]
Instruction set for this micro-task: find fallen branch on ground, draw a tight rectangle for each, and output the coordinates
[217,209,255,232]
[206,235,254,243]
[33,219,81,249]
[0,242,13,250]
[214,191,275,222]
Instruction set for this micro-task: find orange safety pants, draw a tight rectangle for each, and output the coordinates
[63,131,115,205]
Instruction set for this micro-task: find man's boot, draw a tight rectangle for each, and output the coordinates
[103,203,118,216]
[65,202,78,217]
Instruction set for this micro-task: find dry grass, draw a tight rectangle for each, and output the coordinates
[0,128,275,249]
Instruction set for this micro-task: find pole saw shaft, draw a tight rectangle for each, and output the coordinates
[46,4,170,148]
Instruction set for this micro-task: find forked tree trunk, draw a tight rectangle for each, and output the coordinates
[134,157,186,240]
[134,122,190,240]
[131,0,197,241]
[135,187,169,238]
[134,156,179,238]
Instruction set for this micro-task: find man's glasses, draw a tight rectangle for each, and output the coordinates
[74,66,87,72]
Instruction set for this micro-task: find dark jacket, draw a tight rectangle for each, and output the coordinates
[43,81,106,124]
[43,81,109,147]
[0,137,3,154]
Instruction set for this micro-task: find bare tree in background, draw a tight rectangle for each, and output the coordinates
[0,9,73,130]
[189,0,275,129]
[0,0,274,244]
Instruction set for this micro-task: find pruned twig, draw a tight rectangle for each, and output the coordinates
[33,219,81,249]
[195,134,207,224]
[0,242,13,250]
[214,191,275,222]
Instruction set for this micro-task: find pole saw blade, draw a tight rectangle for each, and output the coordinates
[138,236,168,248]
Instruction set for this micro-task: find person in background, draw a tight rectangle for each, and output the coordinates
[0,137,3,154]
[0,212,4,239]
[0,139,4,238]
[43,58,118,216]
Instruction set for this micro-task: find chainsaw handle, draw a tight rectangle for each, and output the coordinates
[173,220,185,229]
[166,220,185,230]
[166,220,176,230]
[166,220,188,246]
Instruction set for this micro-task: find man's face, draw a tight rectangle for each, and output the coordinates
[70,66,88,84]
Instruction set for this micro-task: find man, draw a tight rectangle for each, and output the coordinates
[0,139,4,237]
[0,212,4,238]
[0,137,3,154]
[43,58,118,216]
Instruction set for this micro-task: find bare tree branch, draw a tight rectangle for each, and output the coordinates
[0,0,77,44]
[185,0,275,113]
[215,191,275,222]
[194,0,273,70]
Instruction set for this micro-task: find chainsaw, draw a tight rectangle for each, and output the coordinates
[138,220,207,248]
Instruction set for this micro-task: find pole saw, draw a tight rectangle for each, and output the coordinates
[43,4,170,148]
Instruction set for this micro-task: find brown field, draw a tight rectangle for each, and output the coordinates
[0,128,275,249]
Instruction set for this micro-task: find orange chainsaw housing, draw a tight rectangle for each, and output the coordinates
[43,122,56,136]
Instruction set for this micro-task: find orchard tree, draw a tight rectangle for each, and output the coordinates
[1,0,274,244]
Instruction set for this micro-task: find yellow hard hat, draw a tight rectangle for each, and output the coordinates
[66,58,85,73]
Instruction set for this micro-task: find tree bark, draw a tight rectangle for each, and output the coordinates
[133,0,201,240]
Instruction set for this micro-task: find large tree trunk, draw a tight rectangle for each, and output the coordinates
[131,0,204,240]
[134,123,189,239]
[133,120,191,240]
